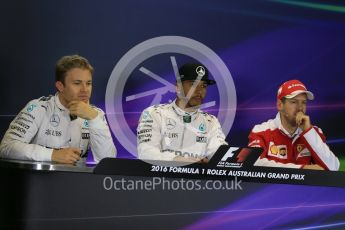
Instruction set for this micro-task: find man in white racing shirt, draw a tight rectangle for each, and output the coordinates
[248,79,339,170]
[0,55,117,164]
[137,63,227,162]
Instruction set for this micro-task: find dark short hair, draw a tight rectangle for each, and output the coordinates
[55,55,94,84]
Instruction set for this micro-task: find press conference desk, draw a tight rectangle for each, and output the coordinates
[0,158,94,172]
[0,158,260,230]
[1,158,345,230]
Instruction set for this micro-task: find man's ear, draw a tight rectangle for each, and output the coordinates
[55,81,64,93]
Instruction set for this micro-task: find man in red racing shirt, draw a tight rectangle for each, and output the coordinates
[248,79,339,170]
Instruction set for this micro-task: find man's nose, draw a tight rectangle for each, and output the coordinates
[194,87,202,95]
[81,83,88,91]
[297,102,304,111]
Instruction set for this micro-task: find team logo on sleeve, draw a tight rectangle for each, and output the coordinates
[26,104,37,113]
[142,111,151,120]
[248,139,260,147]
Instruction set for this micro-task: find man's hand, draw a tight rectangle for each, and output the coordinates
[68,101,98,120]
[296,111,312,131]
[52,147,81,164]
[303,164,325,170]
[198,158,209,164]
[173,156,197,162]
[173,156,208,163]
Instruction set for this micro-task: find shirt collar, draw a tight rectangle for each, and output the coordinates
[274,112,302,138]
[171,99,199,117]
[55,93,68,111]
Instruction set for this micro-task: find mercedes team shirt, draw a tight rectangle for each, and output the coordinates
[137,100,227,161]
[0,94,117,162]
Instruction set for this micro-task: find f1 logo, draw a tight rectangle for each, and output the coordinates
[220,147,239,161]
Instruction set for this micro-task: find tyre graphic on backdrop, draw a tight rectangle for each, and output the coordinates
[105,36,237,165]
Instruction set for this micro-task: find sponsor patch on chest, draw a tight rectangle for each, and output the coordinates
[196,136,207,143]
[45,129,62,137]
[82,133,90,139]
[296,144,311,158]
[268,142,288,159]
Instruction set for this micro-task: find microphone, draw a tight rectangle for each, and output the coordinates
[70,115,77,121]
